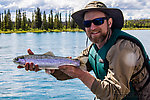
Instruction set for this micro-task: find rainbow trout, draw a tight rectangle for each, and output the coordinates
[13,54,80,69]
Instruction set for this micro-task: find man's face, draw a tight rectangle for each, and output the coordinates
[84,11,110,44]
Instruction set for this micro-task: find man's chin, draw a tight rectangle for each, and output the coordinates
[90,37,107,44]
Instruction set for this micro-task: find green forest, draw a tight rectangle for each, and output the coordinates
[0,7,150,33]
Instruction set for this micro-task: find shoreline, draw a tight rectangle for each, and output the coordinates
[0,28,150,34]
[122,28,150,30]
[0,28,84,34]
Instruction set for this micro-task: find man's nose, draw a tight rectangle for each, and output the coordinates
[90,22,97,30]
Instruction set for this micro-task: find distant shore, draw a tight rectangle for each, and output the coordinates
[0,28,84,34]
[0,28,150,34]
[122,28,150,30]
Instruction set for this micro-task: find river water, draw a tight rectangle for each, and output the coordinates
[0,30,150,100]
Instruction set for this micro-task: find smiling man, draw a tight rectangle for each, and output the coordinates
[22,1,150,100]
[54,1,150,99]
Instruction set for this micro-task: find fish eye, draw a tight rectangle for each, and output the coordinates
[16,58,19,61]
[21,56,24,59]
[19,56,24,59]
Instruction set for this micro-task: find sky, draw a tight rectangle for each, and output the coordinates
[0,0,150,21]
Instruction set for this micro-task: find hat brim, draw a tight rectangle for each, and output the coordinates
[71,8,124,30]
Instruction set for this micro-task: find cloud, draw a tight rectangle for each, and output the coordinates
[103,0,150,19]
[0,0,150,21]
[120,0,150,19]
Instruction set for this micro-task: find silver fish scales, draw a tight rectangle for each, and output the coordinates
[13,54,80,69]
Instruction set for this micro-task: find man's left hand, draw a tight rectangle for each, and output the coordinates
[58,65,82,78]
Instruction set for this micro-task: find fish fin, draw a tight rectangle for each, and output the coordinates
[43,51,55,56]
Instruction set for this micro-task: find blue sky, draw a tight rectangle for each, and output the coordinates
[0,0,150,21]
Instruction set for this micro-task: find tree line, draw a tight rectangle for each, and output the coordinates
[0,7,150,31]
[124,19,150,28]
[0,7,78,31]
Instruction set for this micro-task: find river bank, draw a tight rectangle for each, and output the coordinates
[122,28,150,30]
[0,28,150,34]
[0,28,83,34]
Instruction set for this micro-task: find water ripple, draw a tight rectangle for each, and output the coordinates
[1,31,149,99]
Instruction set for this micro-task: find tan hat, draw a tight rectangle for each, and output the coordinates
[71,1,124,30]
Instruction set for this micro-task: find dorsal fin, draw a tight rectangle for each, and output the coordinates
[43,51,55,56]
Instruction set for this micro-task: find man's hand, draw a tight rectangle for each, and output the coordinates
[59,65,95,90]
[25,49,41,72]
[45,69,55,74]
[17,48,40,72]
[58,65,83,78]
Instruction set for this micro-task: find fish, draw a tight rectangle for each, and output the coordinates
[13,54,80,69]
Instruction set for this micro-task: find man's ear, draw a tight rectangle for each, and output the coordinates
[108,18,113,28]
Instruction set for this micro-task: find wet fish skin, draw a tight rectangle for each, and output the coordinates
[13,54,80,69]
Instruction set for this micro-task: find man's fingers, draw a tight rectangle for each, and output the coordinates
[18,62,40,72]
[27,48,34,55]
[35,64,40,72]
[66,56,72,59]
[17,65,24,69]
[45,69,55,74]
[25,62,29,71]
[50,69,55,74]
[29,62,34,71]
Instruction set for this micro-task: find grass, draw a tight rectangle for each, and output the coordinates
[0,28,150,34]
[0,28,84,34]
[122,27,150,30]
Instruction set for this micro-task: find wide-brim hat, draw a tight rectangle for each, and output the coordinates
[71,1,124,30]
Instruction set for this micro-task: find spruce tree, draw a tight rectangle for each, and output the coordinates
[15,10,18,29]
[18,9,21,29]
[6,9,12,30]
[0,13,1,30]
[35,7,42,29]
[31,12,35,28]
[1,13,4,31]
[27,18,31,29]
[41,11,48,30]
[70,16,78,29]
[21,12,27,30]
[68,12,71,29]
[54,13,59,29]
[50,10,53,29]
[48,14,50,29]
[59,13,63,29]
[65,12,67,29]
[3,10,7,31]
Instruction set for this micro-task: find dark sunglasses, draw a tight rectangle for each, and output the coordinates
[84,17,107,28]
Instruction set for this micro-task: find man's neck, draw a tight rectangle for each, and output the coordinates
[96,29,112,49]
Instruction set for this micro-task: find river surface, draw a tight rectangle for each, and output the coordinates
[0,30,150,100]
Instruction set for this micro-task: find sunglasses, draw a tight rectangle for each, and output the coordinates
[84,17,107,28]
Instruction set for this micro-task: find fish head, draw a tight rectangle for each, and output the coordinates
[13,56,26,65]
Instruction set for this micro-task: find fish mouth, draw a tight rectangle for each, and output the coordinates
[13,57,19,64]
[13,57,18,61]
[13,56,24,63]
[13,56,25,61]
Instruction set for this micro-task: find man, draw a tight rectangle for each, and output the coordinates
[19,1,150,100]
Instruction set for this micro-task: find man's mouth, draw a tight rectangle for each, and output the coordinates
[91,31,99,35]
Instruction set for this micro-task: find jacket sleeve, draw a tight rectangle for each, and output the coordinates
[90,39,146,100]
